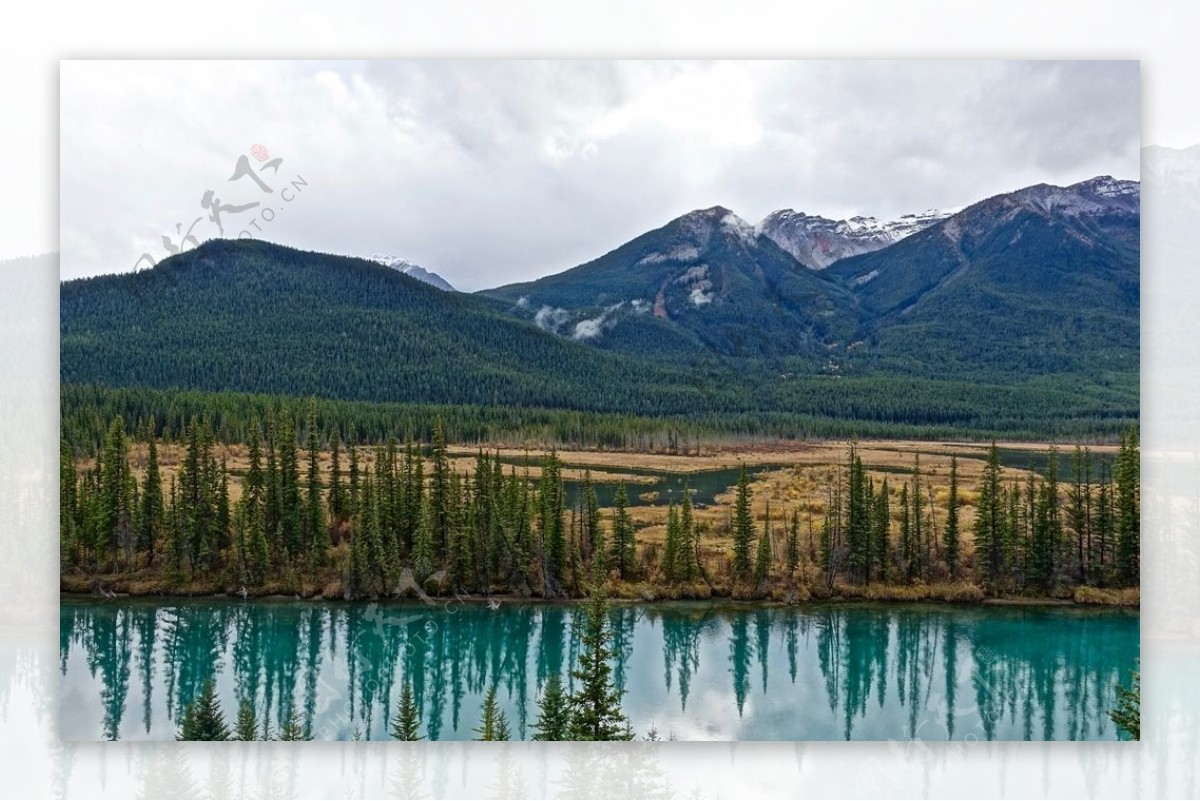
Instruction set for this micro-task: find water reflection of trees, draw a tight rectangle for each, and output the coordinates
[61,600,1134,741]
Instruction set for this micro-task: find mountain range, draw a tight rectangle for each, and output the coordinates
[60,174,1140,436]
[481,175,1138,378]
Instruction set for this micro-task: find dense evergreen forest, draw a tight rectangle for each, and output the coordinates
[60,240,1138,440]
[62,383,1137,458]
[61,403,1140,602]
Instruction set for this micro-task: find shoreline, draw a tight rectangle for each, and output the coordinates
[59,586,1138,610]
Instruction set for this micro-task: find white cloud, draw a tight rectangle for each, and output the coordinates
[60,60,1139,290]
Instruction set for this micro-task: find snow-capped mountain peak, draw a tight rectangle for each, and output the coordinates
[756,207,952,270]
[366,254,456,292]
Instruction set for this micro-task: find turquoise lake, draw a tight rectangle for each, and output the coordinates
[59,598,1138,741]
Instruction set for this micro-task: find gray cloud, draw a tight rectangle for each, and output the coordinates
[60,60,1139,290]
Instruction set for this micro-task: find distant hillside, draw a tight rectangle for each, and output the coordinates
[60,240,729,416]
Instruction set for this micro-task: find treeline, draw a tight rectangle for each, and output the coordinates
[62,383,1137,460]
[62,402,1140,598]
[62,404,648,597]
[811,435,1140,592]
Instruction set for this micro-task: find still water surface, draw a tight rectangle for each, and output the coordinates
[60,598,1137,741]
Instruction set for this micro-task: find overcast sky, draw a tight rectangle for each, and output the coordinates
[60,60,1139,290]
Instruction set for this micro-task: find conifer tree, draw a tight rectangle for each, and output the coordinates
[347,423,360,522]
[608,483,635,580]
[532,675,570,741]
[60,439,79,564]
[910,454,923,583]
[584,474,602,562]
[754,501,772,587]
[567,589,632,740]
[475,685,506,741]
[944,456,960,580]
[277,702,308,740]
[1115,427,1140,587]
[234,697,259,741]
[1109,662,1140,740]
[973,443,1004,588]
[1096,463,1114,582]
[676,487,698,582]
[139,435,163,562]
[538,452,566,591]
[786,509,800,578]
[430,417,452,557]
[662,502,680,583]
[731,466,755,582]
[898,483,912,583]
[328,428,345,523]
[390,680,423,741]
[176,677,230,741]
[871,478,890,582]
[97,416,132,570]
[305,401,327,566]
[276,408,302,559]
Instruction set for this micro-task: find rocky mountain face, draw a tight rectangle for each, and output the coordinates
[484,175,1139,378]
[481,205,858,362]
[756,208,951,269]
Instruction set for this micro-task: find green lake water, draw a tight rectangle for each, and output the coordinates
[59,598,1138,741]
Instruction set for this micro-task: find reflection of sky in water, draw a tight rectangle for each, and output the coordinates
[59,599,1137,742]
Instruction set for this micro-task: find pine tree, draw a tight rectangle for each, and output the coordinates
[944,456,960,580]
[1115,427,1140,587]
[973,443,1004,588]
[819,503,836,587]
[305,401,327,567]
[662,502,680,583]
[584,474,602,564]
[1109,662,1140,740]
[567,589,632,741]
[676,487,698,582]
[754,500,772,587]
[234,697,259,741]
[276,408,302,560]
[1029,474,1054,591]
[608,483,635,580]
[532,675,570,741]
[139,435,163,563]
[60,439,79,564]
[539,452,566,592]
[1096,463,1114,583]
[731,466,755,582]
[347,424,360,522]
[390,680,423,740]
[328,428,345,523]
[871,478,890,582]
[176,677,230,741]
[786,509,800,578]
[475,685,506,741]
[430,417,451,558]
[909,454,924,583]
[897,483,912,584]
[277,702,308,740]
[165,475,185,582]
[97,416,132,570]
[495,710,512,741]
[846,451,871,583]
